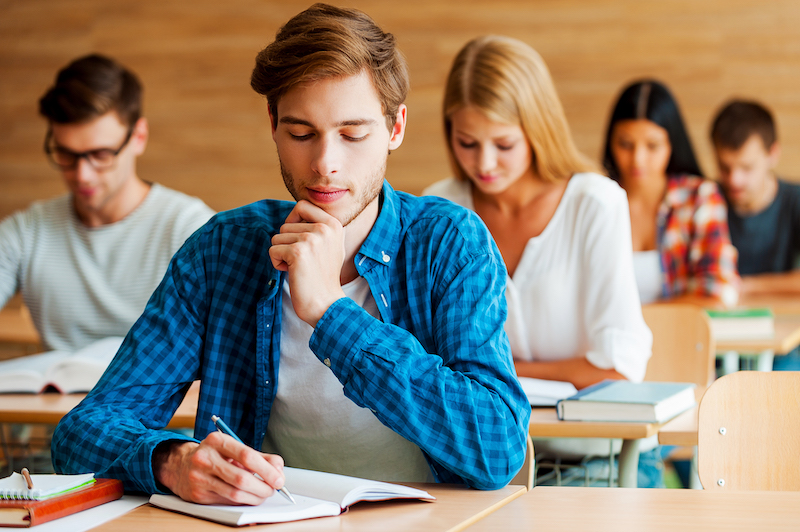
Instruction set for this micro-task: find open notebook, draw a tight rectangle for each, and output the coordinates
[0,473,96,500]
[149,467,435,526]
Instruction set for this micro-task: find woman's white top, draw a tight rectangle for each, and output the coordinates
[633,250,664,304]
[424,173,652,383]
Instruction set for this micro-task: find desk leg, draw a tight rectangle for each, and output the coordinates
[618,439,640,488]
[757,349,775,372]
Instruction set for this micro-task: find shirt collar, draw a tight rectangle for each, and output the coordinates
[357,180,401,269]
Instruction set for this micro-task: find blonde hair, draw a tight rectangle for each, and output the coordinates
[443,35,595,182]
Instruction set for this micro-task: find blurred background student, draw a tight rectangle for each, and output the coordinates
[424,35,656,487]
[0,54,214,353]
[711,99,800,371]
[603,79,740,308]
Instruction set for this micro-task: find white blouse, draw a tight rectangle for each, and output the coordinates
[423,173,652,382]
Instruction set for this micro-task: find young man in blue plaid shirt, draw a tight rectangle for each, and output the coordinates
[52,3,530,504]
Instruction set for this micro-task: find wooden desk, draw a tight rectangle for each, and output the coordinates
[89,483,526,532]
[713,304,800,373]
[658,405,697,447]
[715,314,800,354]
[0,383,199,429]
[738,292,800,315]
[468,486,800,532]
[529,408,663,488]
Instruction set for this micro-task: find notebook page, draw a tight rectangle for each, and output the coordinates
[0,473,95,500]
[283,467,434,508]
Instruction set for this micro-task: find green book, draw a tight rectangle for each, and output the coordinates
[705,308,774,341]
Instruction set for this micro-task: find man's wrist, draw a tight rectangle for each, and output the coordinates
[153,440,195,492]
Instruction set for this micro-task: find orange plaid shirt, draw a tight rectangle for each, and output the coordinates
[658,175,740,305]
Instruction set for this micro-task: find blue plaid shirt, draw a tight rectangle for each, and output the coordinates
[52,181,530,492]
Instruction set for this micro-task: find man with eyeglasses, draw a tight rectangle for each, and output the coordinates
[0,54,214,353]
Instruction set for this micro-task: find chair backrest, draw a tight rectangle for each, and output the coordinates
[697,371,800,490]
[642,303,715,401]
[509,435,534,491]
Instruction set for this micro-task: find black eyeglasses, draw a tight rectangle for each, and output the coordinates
[44,125,135,171]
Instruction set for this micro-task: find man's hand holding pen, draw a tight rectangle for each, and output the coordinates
[152,432,287,506]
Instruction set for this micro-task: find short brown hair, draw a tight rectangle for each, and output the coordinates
[39,54,143,127]
[710,99,776,151]
[443,36,595,183]
[250,3,408,131]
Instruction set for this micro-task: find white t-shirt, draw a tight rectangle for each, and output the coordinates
[424,174,653,457]
[0,183,214,351]
[424,173,652,380]
[633,250,663,304]
[262,278,433,483]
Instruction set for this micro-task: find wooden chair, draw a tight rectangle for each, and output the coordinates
[642,303,715,488]
[697,371,800,490]
[642,303,716,401]
[510,435,534,491]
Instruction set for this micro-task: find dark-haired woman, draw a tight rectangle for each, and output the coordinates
[603,80,739,306]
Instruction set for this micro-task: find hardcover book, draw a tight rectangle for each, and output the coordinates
[556,380,696,423]
[0,477,123,528]
[706,308,774,341]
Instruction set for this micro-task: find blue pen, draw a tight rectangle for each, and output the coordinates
[211,415,296,504]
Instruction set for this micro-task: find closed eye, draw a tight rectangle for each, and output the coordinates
[457,140,477,149]
[343,134,368,142]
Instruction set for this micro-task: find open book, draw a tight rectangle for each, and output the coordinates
[0,337,124,394]
[149,467,435,526]
[517,376,578,406]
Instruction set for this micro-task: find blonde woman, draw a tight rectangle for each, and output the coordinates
[426,36,651,389]
[424,36,658,486]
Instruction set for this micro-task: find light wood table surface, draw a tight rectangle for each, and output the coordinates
[738,292,800,315]
[0,382,200,429]
[529,408,664,488]
[658,405,698,447]
[468,486,800,531]
[89,483,526,532]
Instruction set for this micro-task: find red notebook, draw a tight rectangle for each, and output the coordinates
[0,478,123,527]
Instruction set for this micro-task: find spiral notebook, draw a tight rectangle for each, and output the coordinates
[0,473,96,501]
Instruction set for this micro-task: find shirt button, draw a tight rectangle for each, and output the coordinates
[323,358,331,367]
[265,380,270,385]
[381,251,390,263]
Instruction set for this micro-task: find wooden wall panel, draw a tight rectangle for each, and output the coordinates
[2,0,800,220]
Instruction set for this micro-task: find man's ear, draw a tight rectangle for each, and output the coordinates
[388,104,407,151]
[131,117,148,156]
[768,141,781,169]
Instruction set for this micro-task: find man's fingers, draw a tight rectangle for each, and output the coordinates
[285,199,340,226]
[214,433,285,493]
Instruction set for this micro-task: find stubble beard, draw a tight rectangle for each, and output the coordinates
[279,157,386,227]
